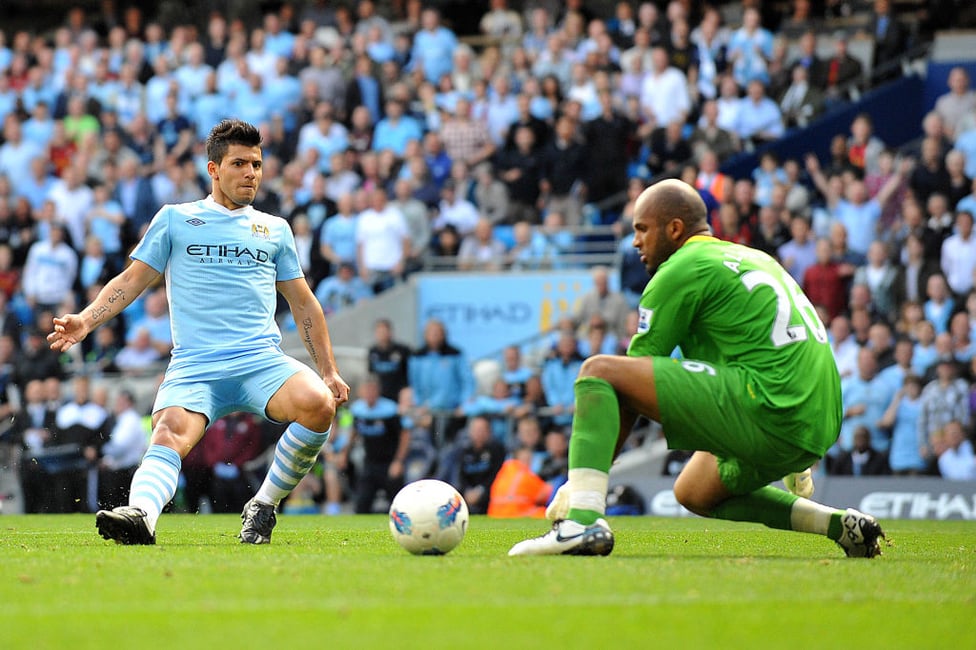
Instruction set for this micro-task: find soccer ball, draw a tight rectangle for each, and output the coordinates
[389,479,469,555]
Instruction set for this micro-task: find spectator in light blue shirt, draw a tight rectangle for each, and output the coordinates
[0,116,43,182]
[190,72,231,140]
[110,63,145,128]
[954,130,976,179]
[365,24,396,64]
[912,320,939,377]
[314,262,373,315]
[752,151,788,208]
[485,75,520,146]
[532,33,575,90]
[541,333,584,429]
[806,152,910,257]
[142,22,168,68]
[881,374,927,474]
[16,156,58,211]
[89,60,122,112]
[409,319,475,413]
[836,347,893,457]
[234,72,274,131]
[297,104,349,174]
[529,84,554,122]
[372,99,424,157]
[174,43,213,101]
[833,197,881,259]
[263,13,296,60]
[320,193,361,268]
[85,184,126,261]
[463,378,521,442]
[727,7,774,87]
[508,221,557,270]
[145,56,179,124]
[923,273,954,335]
[216,40,248,99]
[410,7,458,84]
[777,215,818,283]
[522,7,552,61]
[79,235,111,293]
[733,79,784,148]
[20,68,59,115]
[537,211,575,269]
[265,58,303,134]
[22,101,56,148]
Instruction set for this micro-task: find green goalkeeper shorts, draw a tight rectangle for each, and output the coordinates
[651,356,823,495]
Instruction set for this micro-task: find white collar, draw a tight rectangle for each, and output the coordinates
[204,194,253,216]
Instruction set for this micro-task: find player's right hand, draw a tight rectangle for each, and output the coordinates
[47,315,88,352]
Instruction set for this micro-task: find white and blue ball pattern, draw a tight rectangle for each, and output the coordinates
[389,479,469,555]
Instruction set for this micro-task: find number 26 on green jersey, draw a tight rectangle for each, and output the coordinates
[741,269,828,347]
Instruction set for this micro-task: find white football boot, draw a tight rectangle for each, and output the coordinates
[508,518,614,556]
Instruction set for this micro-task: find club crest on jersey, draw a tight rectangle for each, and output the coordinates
[251,223,270,240]
[637,307,652,333]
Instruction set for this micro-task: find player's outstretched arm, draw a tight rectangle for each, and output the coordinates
[48,260,160,352]
[277,277,350,405]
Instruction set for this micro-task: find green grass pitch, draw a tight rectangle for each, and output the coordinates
[1,515,972,649]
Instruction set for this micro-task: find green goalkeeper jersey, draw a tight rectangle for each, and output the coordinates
[628,235,842,453]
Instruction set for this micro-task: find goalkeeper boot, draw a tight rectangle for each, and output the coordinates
[783,467,815,498]
[508,518,614,557]
[96,506,156,545]
[239,498,277,544]
[835,508,886,558]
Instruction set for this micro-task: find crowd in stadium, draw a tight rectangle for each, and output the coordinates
[0,0,975,516]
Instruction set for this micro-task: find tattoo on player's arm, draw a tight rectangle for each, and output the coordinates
[106,288,125,304]
[90,305,111,322]
[302,317,319,363]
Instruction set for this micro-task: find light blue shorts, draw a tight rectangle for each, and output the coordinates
[154,348,310,424]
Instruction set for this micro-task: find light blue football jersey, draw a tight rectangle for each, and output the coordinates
[130,196,303,366]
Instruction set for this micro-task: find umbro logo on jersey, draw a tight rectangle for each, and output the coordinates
[185,218,206,226]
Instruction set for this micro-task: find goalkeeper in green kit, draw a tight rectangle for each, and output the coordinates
[509,179,885,558]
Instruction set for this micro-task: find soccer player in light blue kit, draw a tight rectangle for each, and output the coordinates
[49,119,350,545]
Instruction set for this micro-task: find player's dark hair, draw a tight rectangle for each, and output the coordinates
[206,119,262,164]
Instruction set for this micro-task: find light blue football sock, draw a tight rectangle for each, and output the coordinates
[254,423,331,507]
[129,444,182,533]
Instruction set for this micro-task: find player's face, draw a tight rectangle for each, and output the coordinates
[211,144,263,209]
[632,209,678,275]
